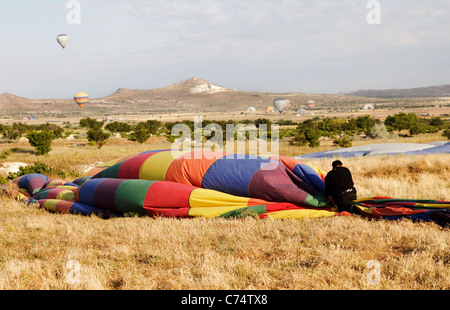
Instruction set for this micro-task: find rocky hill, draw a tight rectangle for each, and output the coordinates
[0,78,446,119]
[93,77,342,114]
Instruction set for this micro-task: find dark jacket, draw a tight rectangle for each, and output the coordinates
[325,166,355,199]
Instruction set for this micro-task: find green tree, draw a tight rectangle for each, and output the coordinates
[293,120,322,147]
[409,123,426,136]
[385,112,419,131]
[429,117,444,127]
[333,135,352,147]
[80,117,104,130]
[304,127,321,147]
[105,121,132,133]
[87,129,110,149]
[443,129,450,140]
[355,115,376,134]
[26,130,55,155]
[3,123,30,141]
[128,124,151,144]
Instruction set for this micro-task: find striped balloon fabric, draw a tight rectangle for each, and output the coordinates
[2,150,449,226]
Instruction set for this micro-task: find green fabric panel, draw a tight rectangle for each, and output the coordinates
[114,180,155,215]
[100,162,124,178]
[218,204,267,219]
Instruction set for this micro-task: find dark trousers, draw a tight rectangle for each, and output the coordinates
[335,187,357,213]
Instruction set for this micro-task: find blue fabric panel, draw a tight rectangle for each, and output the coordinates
[70,202,102,216]
[18,174,48,194]
[404,143,450,155]
[292,164,326,194]
[298,151,369,159]
[77,178,105,207]
[202,154,273,197]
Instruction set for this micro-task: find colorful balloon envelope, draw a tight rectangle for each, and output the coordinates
[74,92,88,108]
[306,100,316,109]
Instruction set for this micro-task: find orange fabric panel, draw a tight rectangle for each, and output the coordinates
[247,197,271,206]
[165,150,226,187]
[269,155,303,171]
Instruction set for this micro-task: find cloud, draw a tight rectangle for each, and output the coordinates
[1,0,449,98]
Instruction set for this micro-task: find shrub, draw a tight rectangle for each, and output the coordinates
[128,126,151,144]
[79,117,104,130]
[443,129,450,140]
[86,129,110,149]
[26,130,55,155]
[333,135,352,148]
[7,162,68,179]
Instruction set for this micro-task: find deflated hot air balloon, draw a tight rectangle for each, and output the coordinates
[266,106,275,113]
[273,98,291,113]
[74,92,88,108]
[2,149,449,226]
[57,34,69,49]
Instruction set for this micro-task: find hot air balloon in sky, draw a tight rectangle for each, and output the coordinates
[57,34,69,49]
[74,92,88,108]
[273,98,291,113]
[306,100,316,110]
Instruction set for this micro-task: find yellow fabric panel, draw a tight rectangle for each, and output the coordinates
[309,165,327,179]
[354,205,373,214]
[266,209,336,219]
[189,188,251,209]
[15,192,28,202]
[139,150,188,181]
[98,158,120,167]
[56,190,75,201]
[42,199,59,212]
[415,203,450,209]
[188,206,246,219]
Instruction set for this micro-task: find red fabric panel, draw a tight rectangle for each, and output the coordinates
[117,153,156,179]
[143,181,194,217]
[143,207,191,218]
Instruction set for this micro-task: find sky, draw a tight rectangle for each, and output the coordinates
[0,0,449,99]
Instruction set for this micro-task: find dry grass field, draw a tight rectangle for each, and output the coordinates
[0,129,449,291]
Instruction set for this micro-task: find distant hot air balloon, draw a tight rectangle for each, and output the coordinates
[273,98,291,113]
[57,34,69,49]
[296,108,307,116]
[306,100,316,110]
[265,106,275,113]
[74,92,88,108]
[247,106,256,112]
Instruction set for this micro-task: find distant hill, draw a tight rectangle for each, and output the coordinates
[0,77,444,118]
[98,77,347,113]
[346,84,450,98]
[0,93,31,107]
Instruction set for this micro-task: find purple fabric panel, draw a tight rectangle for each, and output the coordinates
[93,179,124,212]
[248,162,313,205]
